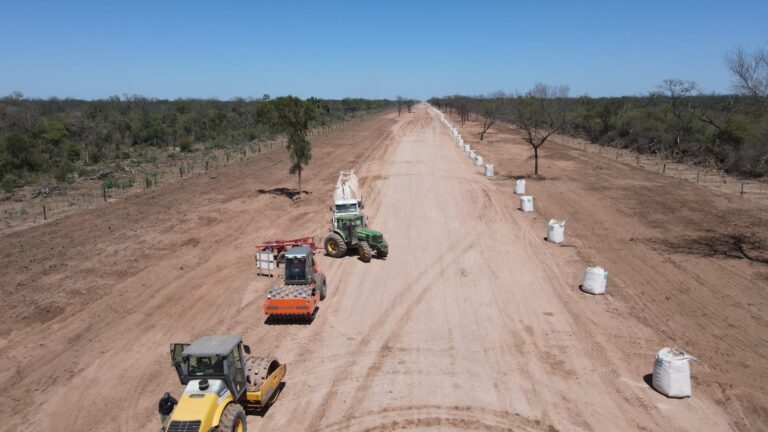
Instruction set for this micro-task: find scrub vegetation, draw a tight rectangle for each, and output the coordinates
[0,94,393,192]
[430,46,768,178]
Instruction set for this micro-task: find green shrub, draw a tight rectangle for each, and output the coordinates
[1,173,22,192]
[54,159,75,183]
[178,137,194,152]
[66,142,82,162]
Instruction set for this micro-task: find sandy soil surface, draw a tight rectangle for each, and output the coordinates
[1,104,766,431]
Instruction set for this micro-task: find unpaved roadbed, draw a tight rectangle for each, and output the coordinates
[1,106,765,431]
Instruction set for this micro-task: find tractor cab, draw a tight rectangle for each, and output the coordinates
[170,335,250,400]
[335,214,366,243]
[283,246,315,285]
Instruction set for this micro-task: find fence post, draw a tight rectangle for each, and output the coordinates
[636,155,640,166]
[662,164,666,174]
[616,151,619,160]
[43,204,47,221]
[741,183,745,197]
[696,172,700,183]
[179,166,183,177]
[584,142,587,151]
[146,176,150,189]
[103,187,107,202]
[205,160,209,173]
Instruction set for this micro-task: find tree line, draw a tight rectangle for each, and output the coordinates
[430,46,768,178]
[0,94,394,192]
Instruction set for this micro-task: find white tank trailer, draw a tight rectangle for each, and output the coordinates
[333,170,363,223]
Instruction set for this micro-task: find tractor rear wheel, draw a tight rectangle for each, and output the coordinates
[358,241,373,263]
[315,273,327,300]
[219,403,247,432]
[324,233,347,258]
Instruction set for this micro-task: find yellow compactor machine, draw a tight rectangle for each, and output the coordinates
[165,335,286,432]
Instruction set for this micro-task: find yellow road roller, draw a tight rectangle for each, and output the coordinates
[165,335,286,432]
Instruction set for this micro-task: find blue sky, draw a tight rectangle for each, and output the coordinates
[1,0,766,100]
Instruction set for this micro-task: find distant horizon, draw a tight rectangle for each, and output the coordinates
[1,88,754,102]
[2,0,766,100]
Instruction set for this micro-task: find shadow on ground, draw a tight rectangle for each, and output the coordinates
[649,233,768,264]
[257,188,311,199]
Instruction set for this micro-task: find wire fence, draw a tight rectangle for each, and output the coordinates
[557,136,768,202]
[0,115,373,234]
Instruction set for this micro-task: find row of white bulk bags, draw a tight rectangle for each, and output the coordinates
[547,219,566,244]
[442,120,493,177]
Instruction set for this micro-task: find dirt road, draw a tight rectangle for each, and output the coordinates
[1,104,766,431]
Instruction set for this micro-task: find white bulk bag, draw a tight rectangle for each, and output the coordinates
[515,179,526,195]
[485,164,494,177]
[520,195,534,212]
[581,266,607,294]
[475,155,483,166]
[464,144,470,153]
[469,150,476,159]
[653,348,694,398]
[547,219,566,244]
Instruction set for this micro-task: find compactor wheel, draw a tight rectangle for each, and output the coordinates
[315,273,327,300]
[358,241,373,263]
[219,403,247,432]
[324,233,347,258]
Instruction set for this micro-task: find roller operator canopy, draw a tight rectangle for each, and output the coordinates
[182,335,242,357]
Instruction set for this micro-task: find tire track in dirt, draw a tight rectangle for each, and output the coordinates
[319,405,550,432]
[306,234,474,427]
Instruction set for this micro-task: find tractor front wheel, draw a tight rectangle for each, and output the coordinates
[219,403,247,432]
[324,233,347,258]
[358,241,373,263]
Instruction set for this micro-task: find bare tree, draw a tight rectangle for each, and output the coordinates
[658,79,698,150]
[406,99,415,113]
[726,46,768,104]
[456,97,470,126]
[479,91,505,141]
[273,96,317,194]
[512,83,570,176]
[396,96,404,116]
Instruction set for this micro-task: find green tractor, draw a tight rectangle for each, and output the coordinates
[324,213,388,262]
